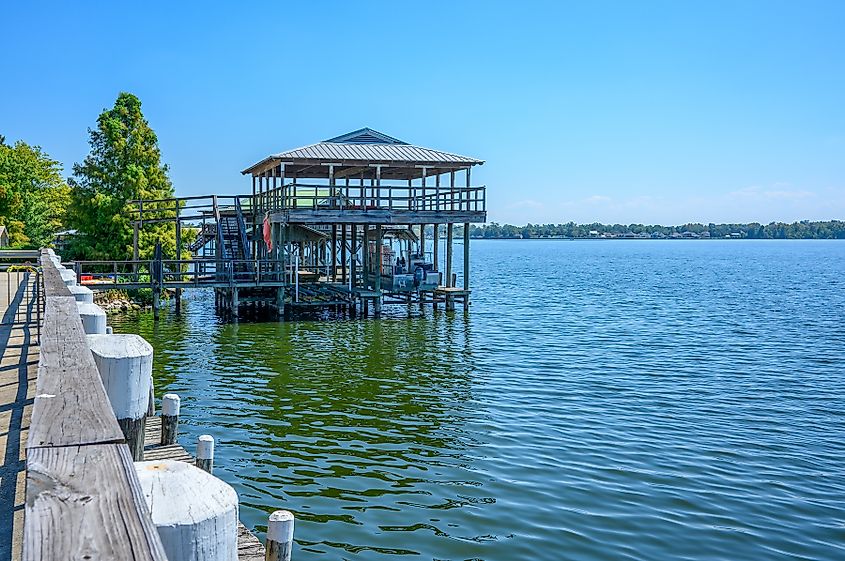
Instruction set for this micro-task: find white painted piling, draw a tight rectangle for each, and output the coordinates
[135,460,239,561]
[67,284,94,303]
[86,334,153,460]
[59,268,77,286]
[77,302,107,334]
[196,434,214,474]
[265,510,295,561]
[161,393,181,445]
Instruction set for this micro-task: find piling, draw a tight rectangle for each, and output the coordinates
[67,284,94,303]
[77,301,107,334]
[135,460,239,561]
[153,288,161,321]
[86,334,153,460]
[196,434,214,474]
[58,268,76,287]
[265,510,295,561]
[161,393,181,445]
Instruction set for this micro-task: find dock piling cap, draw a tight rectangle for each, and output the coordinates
[86,333,153,359]
[134,460,238,527]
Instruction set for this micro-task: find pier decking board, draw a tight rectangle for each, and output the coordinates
[143,415,267,561]
[0,272,39,561]
[27,296,124,449]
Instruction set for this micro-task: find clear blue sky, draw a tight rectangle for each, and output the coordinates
[2,1,843,225]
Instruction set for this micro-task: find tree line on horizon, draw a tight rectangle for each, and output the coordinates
[468,221,845,239]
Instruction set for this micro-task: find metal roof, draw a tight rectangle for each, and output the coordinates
[242,128,483,175]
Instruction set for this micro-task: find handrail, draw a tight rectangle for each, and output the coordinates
[25,250,168,561]
[234,197,252,268]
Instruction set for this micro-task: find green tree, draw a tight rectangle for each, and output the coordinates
[67,92,176,260]
[0,137,71,247]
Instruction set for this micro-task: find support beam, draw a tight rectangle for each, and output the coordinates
[341,224,347,285]
[446,223,453,288]
[463,222,470,310]
[433,224,440,273]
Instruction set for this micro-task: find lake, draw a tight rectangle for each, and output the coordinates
[110,240,845,561]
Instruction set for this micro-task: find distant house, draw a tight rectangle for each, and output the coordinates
[700,231,711,238]
[588,230,600,237]
[0,226,8,248]
[681,231,699,239]
[53,229,78,252]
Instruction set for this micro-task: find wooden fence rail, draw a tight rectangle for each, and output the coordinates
[23,249,168,561]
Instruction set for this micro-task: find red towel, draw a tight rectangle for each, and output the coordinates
[263,216,272,250]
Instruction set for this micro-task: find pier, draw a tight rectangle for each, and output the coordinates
[71,128,487,318]
[0,250,295,561]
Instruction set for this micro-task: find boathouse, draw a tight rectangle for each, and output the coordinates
[239,128,486,314]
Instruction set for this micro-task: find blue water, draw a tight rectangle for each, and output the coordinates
[113,240,845,560]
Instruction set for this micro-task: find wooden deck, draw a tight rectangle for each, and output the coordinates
[0,271,39,561]
[142,417,266,561]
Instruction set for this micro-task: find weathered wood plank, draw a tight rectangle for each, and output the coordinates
[24,443,168,561]
[27,297,124,448]
[39,256,71,297]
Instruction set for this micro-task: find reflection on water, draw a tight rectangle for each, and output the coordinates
[112,240,845,561]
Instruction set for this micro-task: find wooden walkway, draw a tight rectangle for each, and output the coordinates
[0,272,39,561]
[143,416,266,561]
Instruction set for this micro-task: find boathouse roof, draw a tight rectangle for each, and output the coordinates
[241,128,483,179]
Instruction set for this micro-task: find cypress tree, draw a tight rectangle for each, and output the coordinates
[68,92,176,260]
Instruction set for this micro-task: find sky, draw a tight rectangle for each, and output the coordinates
[1,1,843,226]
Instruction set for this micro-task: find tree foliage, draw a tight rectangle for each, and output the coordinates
[67,92,177,260]
[0,136,70,247]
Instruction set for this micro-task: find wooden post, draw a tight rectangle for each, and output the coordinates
[135,459,238,561]
[446,224,454,287]
[87,334,153,461]
[331,224,337,281]
[77,302,107,334]
[252,175,257,260]
[231,287,239,315]
[374,224,382,316]
[152,288,160,321]
[420,223,426,259]
[161,393,180,445]
[133,221,140,275]
[196,434,214,474]
[433,225,440,275]
[175,203,182,314]
[463,222,470,310]
[266,510,295,561]
[361,225,368,289]
[147,379,155,416]
[341,224,347,285]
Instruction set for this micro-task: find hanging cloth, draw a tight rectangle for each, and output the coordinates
[263,214,272,251]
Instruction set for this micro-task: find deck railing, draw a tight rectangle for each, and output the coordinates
[73,258,290,286]
[261,182,486,213]
[24,250,168,561]
[125,183,486,225]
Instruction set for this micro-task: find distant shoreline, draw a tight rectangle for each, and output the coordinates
[468,236,844,241]
[466,220,845,241]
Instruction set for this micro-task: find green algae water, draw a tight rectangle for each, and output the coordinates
[110,240,845,561]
